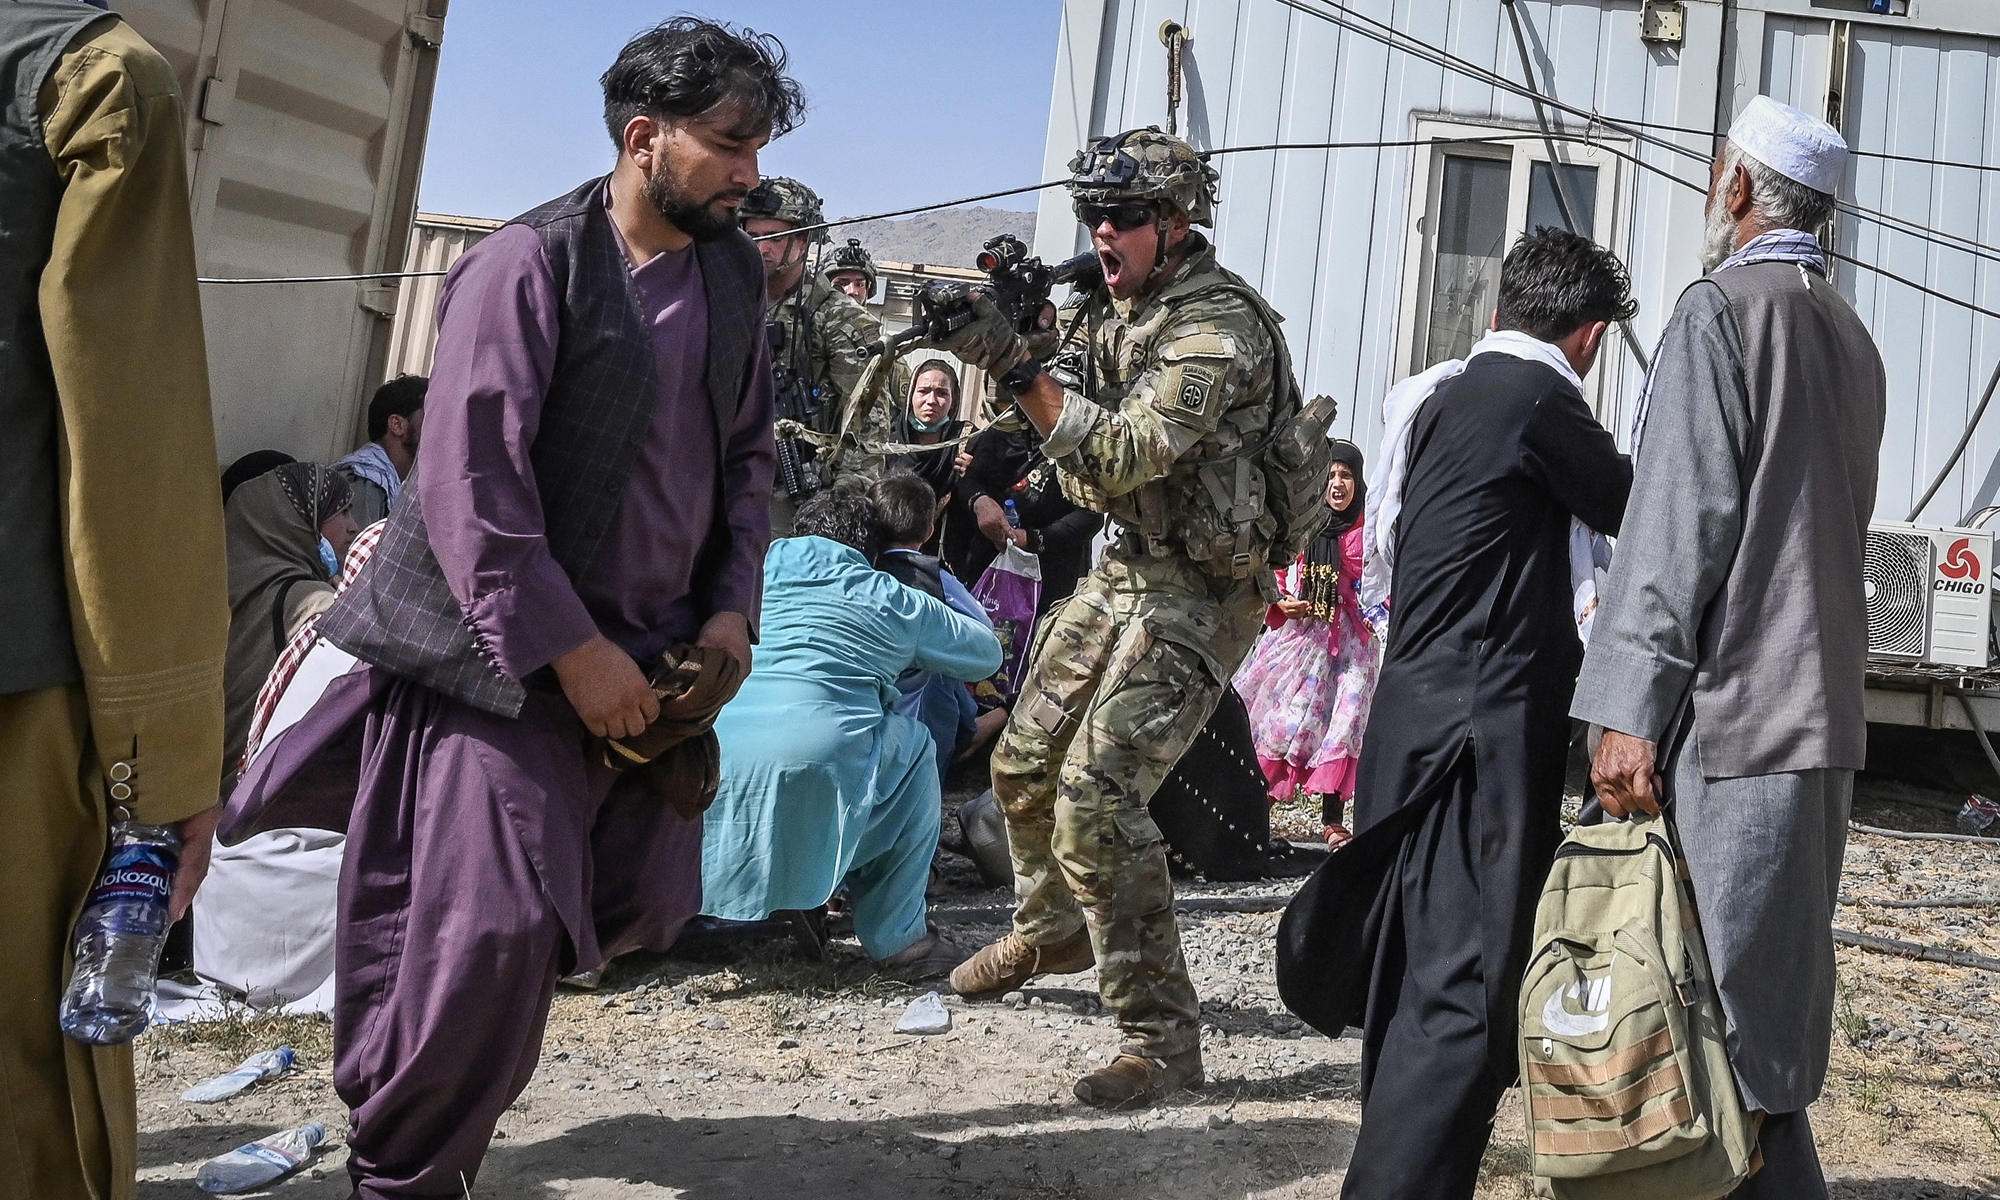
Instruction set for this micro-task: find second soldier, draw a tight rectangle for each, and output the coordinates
[738,176,892,532]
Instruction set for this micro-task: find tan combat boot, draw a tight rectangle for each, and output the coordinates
[1073,1048,1204,1109]
[947,929,1094,1000]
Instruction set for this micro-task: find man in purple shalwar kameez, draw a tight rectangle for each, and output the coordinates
[220,20,804,1198]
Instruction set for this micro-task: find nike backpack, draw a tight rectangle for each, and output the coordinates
[1517,813,1756,1200]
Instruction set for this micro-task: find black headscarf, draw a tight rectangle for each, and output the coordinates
[1299,441,1366,620]
[220,450,296,505]
[1308,440,1367,561]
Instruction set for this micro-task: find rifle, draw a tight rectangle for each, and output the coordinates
[861,235,1104,361]
[769,324,824,502]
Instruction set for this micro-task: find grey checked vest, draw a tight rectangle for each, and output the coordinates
[0,0,111,694]
[317,177,766,717]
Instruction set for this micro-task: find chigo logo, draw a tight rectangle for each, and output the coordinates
[1937,538,1986,595]
[1541,973,1614,1037]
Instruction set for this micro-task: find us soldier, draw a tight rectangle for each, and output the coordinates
[933,128,1296,1107]
[739,177,888,533]
[823,236,876,305]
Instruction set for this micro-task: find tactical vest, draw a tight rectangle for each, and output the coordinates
[0,0,113,695]
[1077,255,1299,579]
[317,177,766,718]
[765,272,842,433]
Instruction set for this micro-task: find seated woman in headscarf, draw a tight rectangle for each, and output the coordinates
[221,462,357,776]
[885,358,970,559]
[702,487,1002,979]
[1233,441,1381,847]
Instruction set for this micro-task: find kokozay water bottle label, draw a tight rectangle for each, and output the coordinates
[91,845,174,905]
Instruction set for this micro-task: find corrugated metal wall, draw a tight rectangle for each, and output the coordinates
[1837,21,2000,524]
[119,0,447,466]
[382,213,500,380]
[1041,0,2000,524]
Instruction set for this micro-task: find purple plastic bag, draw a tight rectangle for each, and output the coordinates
[972,545,1042,697]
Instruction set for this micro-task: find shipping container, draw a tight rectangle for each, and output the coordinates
[1034,0,2000,524]
[118,0,449,466]
[382,211,500,380]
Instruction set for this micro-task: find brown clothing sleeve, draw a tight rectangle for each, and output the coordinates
[39,20,227,827]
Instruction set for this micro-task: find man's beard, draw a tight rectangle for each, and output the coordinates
[1699,196,1737,273]
[644,162,742,243]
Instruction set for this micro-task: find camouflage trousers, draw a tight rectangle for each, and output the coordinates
[991,556,1266,1058]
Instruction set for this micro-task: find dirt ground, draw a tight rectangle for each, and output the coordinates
[132,776,2000,1199]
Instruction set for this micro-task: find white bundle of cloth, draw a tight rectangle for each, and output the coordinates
[1359,329,1612,644]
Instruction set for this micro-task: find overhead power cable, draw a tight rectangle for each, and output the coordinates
[751,180,1073,242]
[1578,111,2000,173]
[1286,0,2000,266]
[1528,116,2000,323]
[1501,0,1651,375]
[202,269,448,284]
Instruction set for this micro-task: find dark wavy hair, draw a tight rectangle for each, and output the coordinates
[792,485,879,560]
[1494,226,1639,343]
[600,17,806,147]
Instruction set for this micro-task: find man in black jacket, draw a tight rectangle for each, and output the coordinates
[1339,228,1635,1199]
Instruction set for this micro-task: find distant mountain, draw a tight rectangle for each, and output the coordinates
[833,206,1037,271]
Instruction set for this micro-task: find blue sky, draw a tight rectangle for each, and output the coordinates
[418,2,1064,221]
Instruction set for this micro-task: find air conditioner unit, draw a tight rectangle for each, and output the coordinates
[1864,521,1992,668]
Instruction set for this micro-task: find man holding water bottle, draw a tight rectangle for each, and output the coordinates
[0,3,228,1197]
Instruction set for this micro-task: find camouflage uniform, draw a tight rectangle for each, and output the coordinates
[743,178,894,532]
[993,229,1286,1060]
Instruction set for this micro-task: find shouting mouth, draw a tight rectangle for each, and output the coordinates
[1097,247,1127,290]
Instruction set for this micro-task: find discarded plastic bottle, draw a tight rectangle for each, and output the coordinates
[1959,793,2000,835]
[196,1122,326,1194]
[1004,499,1022,529]
[59,820,180,1045]
[182,1047,296,1103]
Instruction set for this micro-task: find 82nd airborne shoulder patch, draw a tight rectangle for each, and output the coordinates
[1175,365,1216,416]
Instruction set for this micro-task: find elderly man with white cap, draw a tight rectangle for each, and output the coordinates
[1573,95,1887,1194]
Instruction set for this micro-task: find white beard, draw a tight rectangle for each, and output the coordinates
[1699,198,1738,273]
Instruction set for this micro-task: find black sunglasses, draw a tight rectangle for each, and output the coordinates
[1079,203,1159,233]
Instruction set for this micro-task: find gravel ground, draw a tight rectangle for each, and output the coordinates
[130,775,2000,1199]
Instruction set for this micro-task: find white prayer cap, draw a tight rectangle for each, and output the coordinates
[1727,95,1848,195]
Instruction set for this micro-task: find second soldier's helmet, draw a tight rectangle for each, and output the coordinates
[739,176,828,244]
[822,237,877,296]
[1067,127,1219,227]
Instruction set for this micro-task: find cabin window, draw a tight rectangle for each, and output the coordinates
[1396,119,1628,412]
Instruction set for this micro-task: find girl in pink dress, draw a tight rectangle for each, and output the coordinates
[1233,441,1380,846]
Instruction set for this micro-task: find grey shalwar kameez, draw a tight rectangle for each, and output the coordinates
[1572,240,1887,1194]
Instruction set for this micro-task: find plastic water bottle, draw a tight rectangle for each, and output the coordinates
[196,1122,326,1194]
[181,1047,296,1103]
[1004,499,1022,529]
[58,820,180,1045]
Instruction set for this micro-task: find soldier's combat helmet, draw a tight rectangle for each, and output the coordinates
[822,237,877,295]
[739,176,829,244]
[1066,127,1218,227]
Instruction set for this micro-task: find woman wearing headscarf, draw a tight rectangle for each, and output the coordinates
[221,463,355,782]
[885,358,969,558]
[1233,440,1380,846]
